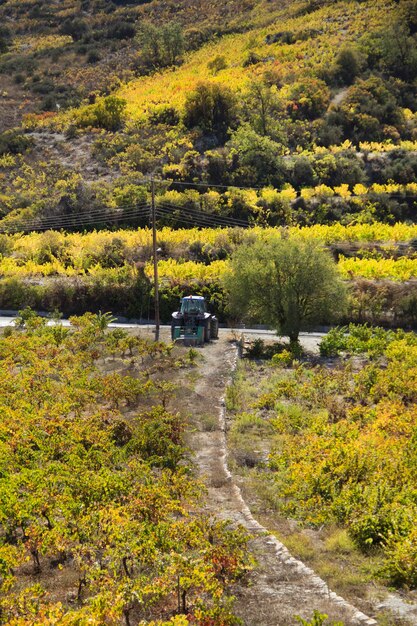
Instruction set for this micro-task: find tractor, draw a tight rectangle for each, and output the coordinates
[171,296,219,345]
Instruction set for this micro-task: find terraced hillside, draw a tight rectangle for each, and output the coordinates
[0,0,416,229]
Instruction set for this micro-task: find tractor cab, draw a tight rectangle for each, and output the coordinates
[171,296,219,345]
[180,296,206,315]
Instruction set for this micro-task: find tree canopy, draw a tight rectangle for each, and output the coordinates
[224,237,347,342]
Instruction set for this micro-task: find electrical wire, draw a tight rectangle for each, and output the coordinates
[0,212,151,234]
[1,186,416,235]
[0,203,151,233]
[156,205,250,229]
[22,201,151,228]
[156,207,246,229]
[0,206,152,234]
[156,202,250,227]
[156,210,232,230]
[0,202,151,229]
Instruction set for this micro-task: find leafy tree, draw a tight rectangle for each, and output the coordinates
[282,78,330,121]
[112,184,147,208]
[400,0,417,34]
[137,22,184,69]
[380,20,417,81]
[332,46,363,85]
[311,152,366,187]
[224,237,346,343]
[183,82,238,142]
[60,18,89,41]
[0,26,11,53]
[227,125,287,187]
[161,22,184,66]
[289,156,317,188]
[333,75,402,142]
[243,79,284,139]
[107,20,136,40]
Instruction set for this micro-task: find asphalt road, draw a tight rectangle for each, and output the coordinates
[0,316,326,352]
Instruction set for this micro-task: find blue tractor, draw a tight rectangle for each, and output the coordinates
[171,296,219,344]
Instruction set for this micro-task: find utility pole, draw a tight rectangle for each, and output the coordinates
[151,178,160,341]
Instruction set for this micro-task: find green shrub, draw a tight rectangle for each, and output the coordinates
[86,48,101,63]
[271,349,293,367]
[208,55,228,74]
[296,610,344,626]
[74,96,127,131]
[319,327,347,357]
[60,18,89,41]
[231,412,271,435]
[245,338,265,359]
[382,526,417,587]
[332,46,363,86]
[0,131,32,155]
[242,51,262,67]
[183,82,238,142]
[148,104,180,126]
[107,20,136,40]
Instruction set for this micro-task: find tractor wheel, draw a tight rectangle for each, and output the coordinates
[204,321,211,342]
[210,317,219,339]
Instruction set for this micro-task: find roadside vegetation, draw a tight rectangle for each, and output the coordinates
[225,326,417,613]
[1,225,417,331]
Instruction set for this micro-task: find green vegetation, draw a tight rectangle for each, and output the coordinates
[0,0,416,228]
[227,326,417,593]
[0,225,416,329]
[0,311,251,624]
[224,238,346,342]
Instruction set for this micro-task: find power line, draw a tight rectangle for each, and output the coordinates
[156,202,250,227]
[156,205,250,229]
[0,206,152,234]
[0,203,151,232]
[1,187,417,235]
[156,207,231,229]
[156,203,243,225]
[0,212,150,234]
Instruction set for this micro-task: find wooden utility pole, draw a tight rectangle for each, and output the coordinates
[151,178,160,341]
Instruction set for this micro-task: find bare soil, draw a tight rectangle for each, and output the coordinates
[183,335,378,626]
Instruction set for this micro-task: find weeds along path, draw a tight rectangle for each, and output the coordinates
[187,337,377,626]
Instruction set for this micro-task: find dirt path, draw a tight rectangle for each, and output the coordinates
[186,337,377,626]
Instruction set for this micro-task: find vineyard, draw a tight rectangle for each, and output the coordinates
[225,325,417,610]
[1,0,417,622]
[0,312,251,625]
[0,223,417,330]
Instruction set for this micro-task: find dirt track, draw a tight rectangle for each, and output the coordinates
[185,336,377,626]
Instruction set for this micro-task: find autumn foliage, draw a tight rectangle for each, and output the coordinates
[0,312,251,625]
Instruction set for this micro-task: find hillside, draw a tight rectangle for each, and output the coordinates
[3,3,417,624]
[0,0,416,230]
[0,0,265,129]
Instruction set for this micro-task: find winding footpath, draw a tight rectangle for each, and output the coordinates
[187,337,377,626]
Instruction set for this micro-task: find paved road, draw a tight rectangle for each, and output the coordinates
[0,316,325,352]
[0,316,325,335]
